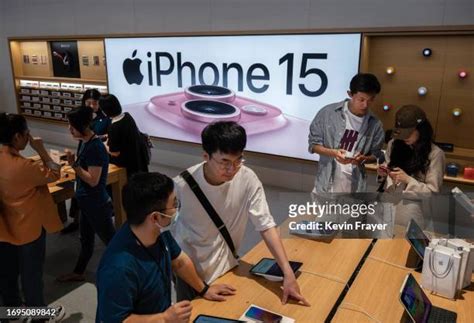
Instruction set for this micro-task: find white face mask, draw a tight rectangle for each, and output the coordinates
[155,210,178,231]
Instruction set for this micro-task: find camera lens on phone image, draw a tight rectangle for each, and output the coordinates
[188,85,232,96]
[241,104,268,116]
[185,85,235,102]
[181,100,241,123]
[185,100,237,115]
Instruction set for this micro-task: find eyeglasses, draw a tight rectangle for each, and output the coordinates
[211,156,245,170]
[159,199,181,212]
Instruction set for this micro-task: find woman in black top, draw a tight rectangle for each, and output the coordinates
[100,94,149,177]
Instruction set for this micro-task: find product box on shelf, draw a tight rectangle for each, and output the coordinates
[19,80,39,88]
[61,83,83,92]
[39,81,60,90]
[464,167,474,180]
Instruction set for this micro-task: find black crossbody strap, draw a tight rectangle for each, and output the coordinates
[180,170,239,259]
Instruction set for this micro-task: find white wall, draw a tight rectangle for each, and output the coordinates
[1,0,472,190]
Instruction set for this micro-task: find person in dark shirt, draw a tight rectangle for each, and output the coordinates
[57,106,116,282]
[96,172,235,323]
[63,89,110,234]
[82,89,110,138]
[100,94,149,177]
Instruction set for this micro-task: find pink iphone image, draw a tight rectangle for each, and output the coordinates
[146,85,288,135]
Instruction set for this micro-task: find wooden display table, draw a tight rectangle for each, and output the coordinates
[190,236,372,322]
[332,239,474,323]
[191,236,474,322]
[47,163,128,228]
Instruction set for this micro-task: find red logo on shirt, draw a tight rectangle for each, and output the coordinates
[339,129,359,152]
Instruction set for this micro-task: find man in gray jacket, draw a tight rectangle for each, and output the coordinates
[308,73,385,194]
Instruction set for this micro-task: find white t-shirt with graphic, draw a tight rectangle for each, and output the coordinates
[332,102,366,192]
[171,162,276,283]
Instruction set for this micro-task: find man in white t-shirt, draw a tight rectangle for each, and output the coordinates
[171,121,309,306]
[308,73,385,194]
[332,101,367,192]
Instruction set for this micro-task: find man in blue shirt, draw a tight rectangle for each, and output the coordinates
[96,172,236,323]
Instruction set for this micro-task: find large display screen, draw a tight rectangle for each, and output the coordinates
[105,33,361,160]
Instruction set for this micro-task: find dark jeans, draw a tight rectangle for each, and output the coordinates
[0,230,46,307]
[69,196,80,221]
[73,199,116,274]
[0,242,21,306]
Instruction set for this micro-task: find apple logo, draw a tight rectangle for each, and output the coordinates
[123,50,144,85]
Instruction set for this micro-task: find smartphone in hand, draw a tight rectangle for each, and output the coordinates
[378,165,392,175]
[338,150,356,163]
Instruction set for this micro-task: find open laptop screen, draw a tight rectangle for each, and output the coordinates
[405,219,430,259]
[400,273,432,323]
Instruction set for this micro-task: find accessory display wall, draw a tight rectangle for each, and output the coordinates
[9,38,108,123]
[361,32,474,150]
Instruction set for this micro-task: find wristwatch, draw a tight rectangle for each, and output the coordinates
[198,282,209,297]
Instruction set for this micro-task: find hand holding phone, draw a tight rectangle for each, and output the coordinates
[377,164,391,176]
[388,167,410,185]
[334,149,352,164]
[344,150,355,160]
[351,152,369,166]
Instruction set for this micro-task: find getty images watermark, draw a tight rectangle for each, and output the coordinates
[287,201,391,236]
